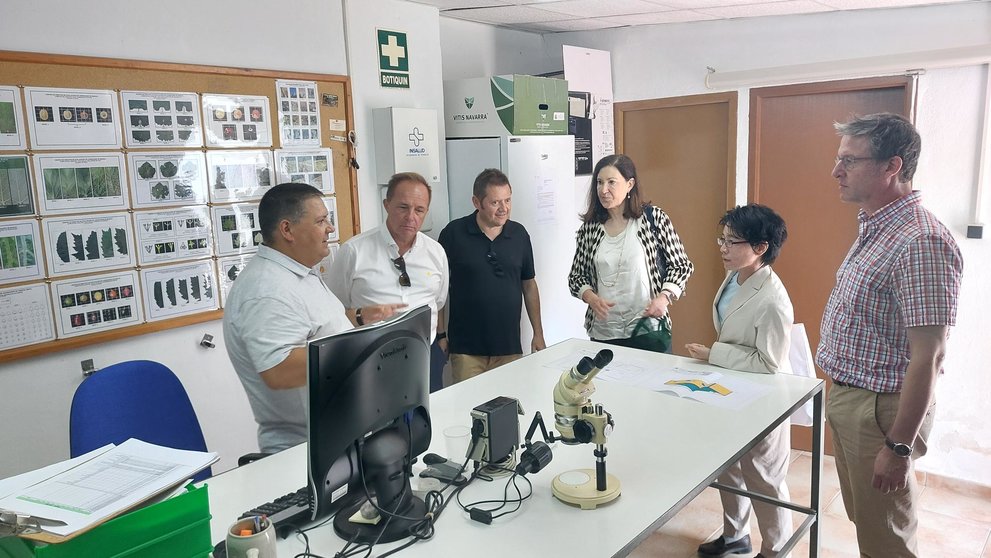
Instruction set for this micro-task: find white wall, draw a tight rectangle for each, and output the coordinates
[913,64,991,484]
[0,0,347,73]
[530,3,991,485]
[0,0,350,478]
[344,0,451,234]
[439,18,559,80]
[541,3,991,100]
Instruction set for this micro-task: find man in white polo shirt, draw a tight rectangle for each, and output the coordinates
[223,183,352,454]
[328,172,449,390]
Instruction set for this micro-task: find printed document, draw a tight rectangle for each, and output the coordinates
[0,438,216,536]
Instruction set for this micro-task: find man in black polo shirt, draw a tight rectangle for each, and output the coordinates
[438,168,546,383]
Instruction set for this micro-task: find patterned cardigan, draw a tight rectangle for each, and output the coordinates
[568,205,694,333]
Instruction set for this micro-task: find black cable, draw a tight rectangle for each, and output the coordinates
[455,462,533,522]
[293,426,486,557]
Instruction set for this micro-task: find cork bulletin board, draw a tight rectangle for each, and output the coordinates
[0,50,360,363]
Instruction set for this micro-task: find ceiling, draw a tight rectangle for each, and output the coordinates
[406,0,979,33]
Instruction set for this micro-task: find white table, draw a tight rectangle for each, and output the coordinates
[203,338,824,557]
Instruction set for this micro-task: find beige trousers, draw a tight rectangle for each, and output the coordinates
[826,384,934,558]
[719,421,793,557]
[450,353,521,384]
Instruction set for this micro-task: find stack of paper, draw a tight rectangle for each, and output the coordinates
[0,438,217,541]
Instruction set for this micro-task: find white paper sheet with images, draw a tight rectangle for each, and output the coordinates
[546,348,772,411]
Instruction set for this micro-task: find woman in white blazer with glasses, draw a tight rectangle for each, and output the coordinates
[686,204,794,558]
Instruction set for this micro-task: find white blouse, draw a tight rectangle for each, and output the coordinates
[589,219,658,340]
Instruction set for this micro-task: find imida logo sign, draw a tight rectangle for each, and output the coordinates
[377,29,409,89]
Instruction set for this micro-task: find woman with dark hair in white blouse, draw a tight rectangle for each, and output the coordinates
[567,154,693,352]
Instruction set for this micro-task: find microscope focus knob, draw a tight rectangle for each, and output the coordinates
[573,420,594,444]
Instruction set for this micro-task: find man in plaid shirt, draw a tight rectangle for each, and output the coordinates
[817,113,963,557]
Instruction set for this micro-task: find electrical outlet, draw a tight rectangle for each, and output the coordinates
[81,359,96,376]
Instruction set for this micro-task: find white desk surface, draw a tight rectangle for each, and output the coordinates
[203,338,822,557]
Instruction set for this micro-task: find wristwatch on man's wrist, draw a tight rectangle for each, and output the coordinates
[885,437,913,458]
[355,307,364,326]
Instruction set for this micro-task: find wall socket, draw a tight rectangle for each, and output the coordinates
[81,359,97,376]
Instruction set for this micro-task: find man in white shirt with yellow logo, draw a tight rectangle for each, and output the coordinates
[328,172,449,390]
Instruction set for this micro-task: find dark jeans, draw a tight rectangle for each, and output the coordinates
[429,340,446,393]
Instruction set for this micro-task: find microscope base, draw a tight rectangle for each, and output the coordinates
[552,469,621,510]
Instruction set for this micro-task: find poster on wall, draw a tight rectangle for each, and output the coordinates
[0,156,35,217]
[50,270,142,339]
[0,283,55,350]
[139,260,218,322]
[201,93,272,148]
[563,46,614,175]
[274,148,334,193]
[33,153,128,215]
[211,203,261,257]
[133,207,213,266]
[275,80,321,147]
[206,150,274,202]
[43,212,135,277]
[24,87,121,150]
[0,85,27,150]
[216,254,254,308]
[127,151,208,208]
[122,90,203,148]
[0,219,44,286]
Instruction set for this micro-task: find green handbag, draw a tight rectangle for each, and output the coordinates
[629,315,672,353]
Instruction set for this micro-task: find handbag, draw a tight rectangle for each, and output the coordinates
[628,315,672,354]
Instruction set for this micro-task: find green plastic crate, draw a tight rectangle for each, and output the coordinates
[0,483,211,558]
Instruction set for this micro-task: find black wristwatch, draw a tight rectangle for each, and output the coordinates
[885,437,913,458]
[355,307,364,326]
[436,331,447,340]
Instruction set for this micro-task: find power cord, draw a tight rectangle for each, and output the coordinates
[286,425,487,557]
[456,462,533,525]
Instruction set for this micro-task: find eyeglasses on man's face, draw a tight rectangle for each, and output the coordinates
[834,155,879,170]
[486,251,505,277]
[716,237,750,248]
[393,256,411,287]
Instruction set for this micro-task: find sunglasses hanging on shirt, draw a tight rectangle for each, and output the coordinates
[393,256,411,287]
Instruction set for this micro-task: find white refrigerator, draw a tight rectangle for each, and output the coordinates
[445,135,588,348]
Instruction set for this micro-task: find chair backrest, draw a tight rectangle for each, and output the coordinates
[69,360,212,482]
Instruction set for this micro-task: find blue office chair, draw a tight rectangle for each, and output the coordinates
[69,360,212,482]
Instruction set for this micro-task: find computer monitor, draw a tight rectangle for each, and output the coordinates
[306,304,432,544]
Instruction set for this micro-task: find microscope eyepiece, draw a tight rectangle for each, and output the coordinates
[575,356,594,377]
[593,349,613,369]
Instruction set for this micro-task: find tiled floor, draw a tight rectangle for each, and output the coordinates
[631,451,991,557]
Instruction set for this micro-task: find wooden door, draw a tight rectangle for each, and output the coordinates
[750,77,912,452]
[616,92,737,355]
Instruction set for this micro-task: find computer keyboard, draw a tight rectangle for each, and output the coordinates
[239,487,311,539]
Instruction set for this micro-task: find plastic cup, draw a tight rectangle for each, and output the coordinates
[443,425,472,461]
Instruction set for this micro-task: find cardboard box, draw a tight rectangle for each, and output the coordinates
[444,75,568,137]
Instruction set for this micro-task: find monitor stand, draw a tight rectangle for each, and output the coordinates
[333,428,427,544]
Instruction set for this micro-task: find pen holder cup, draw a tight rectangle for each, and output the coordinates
[226,516,277,558]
